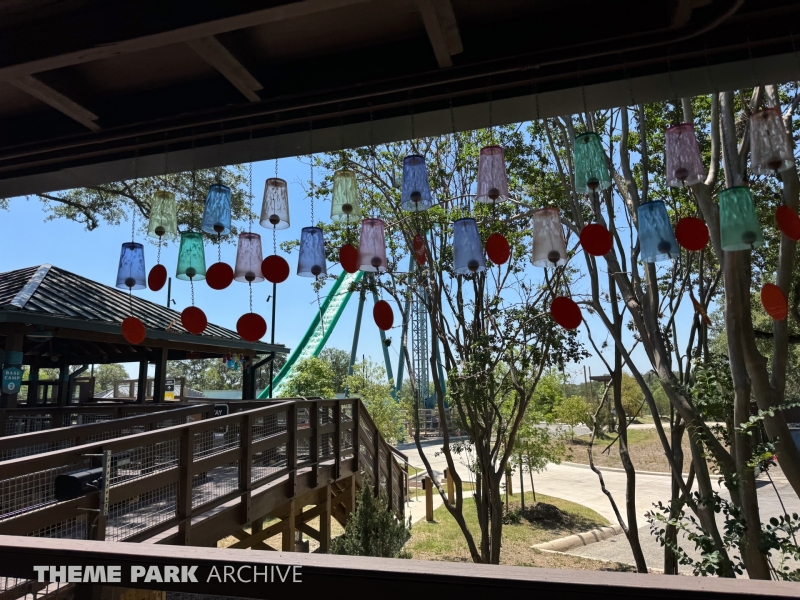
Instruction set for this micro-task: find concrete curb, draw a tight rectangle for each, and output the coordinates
[532,524,624,552]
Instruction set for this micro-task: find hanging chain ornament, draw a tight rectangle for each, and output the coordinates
[180,137,208,334]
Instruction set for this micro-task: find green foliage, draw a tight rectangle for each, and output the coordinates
[329,478,411,558]
[619,373,644,418]
[553,396,590,440]
[531,371,565,416]
[282,357,336,398]
[512,409,567,475]
[167,359,243,392]
[319,347,350,394]
[346,359,403,444]
[92,364,130,394]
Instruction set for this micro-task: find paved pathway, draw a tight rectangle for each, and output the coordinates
[398,438,800,573]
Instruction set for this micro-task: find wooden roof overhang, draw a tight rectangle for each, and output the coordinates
[0,0,796,198]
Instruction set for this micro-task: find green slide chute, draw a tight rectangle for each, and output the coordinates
[258,270,364,398]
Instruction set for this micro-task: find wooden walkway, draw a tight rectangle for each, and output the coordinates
[0,398,406,551]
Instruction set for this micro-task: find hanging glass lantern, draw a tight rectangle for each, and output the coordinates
[453,218,486,274]
[234,233,265,283]
[176,231,207,281]
[115,242,146,290]
[401,155,433,211]
[330,170,361,222]
[259,178,290,230]
[532,208,567,268]
[637,201,679,262]
[147,191,178,240]
[719,187,764,251]
[750,107,795,174]
[573,132,612,194]
[358,218,388,272]
[476,146,509,203]
[201,183,232,235]
[297,227,327,278]
[665,124,706,187]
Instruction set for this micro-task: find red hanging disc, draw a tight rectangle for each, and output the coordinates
[761,283,788,321]
[674,217,709,252]
[206,262,234,290]
[413,234,427,266]
[776,205,800,241]
[261,255,290,284]
[237,312,267,342]
[486,232,510,265]
[373,300,394,331]
[181,306,208,334]
[579,224,613,256]
[121,316,146,345]
[550,296,582,330]
[147,264,167,292]
[339,244,358,274]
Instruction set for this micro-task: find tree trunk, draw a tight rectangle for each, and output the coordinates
[489,474,504,564]
[664,419,686,575]
[530,470,536,503]
[519,459,525,511]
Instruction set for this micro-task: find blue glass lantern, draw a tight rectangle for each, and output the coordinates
[401,155,433,212]
[201,183,232,236]
[116,242,146,290]
[574,132,612,194]
[297,227,327,278]
[453,218,486,275]
[637,201,679,262]
[719,187,764,251]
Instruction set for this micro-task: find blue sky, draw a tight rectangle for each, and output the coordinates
[1,155,699,387]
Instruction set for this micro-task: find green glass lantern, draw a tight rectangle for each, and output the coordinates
[147,190,178,241]
[330,169,361,222]
[573,132,612,194]
[176,231,207,281]
[719,186,764,251]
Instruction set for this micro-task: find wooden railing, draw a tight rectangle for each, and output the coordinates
[0,405,212,462]
[19,378,94,405]
[0,398,406,548]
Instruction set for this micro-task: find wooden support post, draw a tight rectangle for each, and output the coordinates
[444,467,454,504]
[57,358,70,406]
[282,499,296,551]
[287,403,297,497]
[1,325,24,408]
[505,471,512,496]
[152,348,168,403]
[387,448,394,511]
[177,429,193,545]
[373,431,381,497]
[352,402,360,472]
[424,476,434,522]
[346,473,357,524]
[136,359,148,404]
[333,401,342,480]
[310,401,319,488]
[319,484,332,553]
[240,414,253,524]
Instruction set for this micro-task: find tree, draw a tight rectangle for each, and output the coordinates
[319,347,351,394]
[511,409,568,507]
[167,359,242,392]
[282,357,336,398]
[619,373,644,418]
[93,364,130,394]
[530,370,565,417]
[346,359,404,444]
[554,396,590,441]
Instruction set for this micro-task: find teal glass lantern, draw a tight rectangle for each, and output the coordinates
[176,232,207,281]
[637,201,679,262]
[201,184,232,236]
[147,190,178,241]
[573,132,612,194]
[719,187,764,251]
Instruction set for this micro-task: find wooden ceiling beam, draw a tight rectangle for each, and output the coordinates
[413,0,463,68]
[186,36,263,103]
[0,0,370,82]
[8,75,99,131]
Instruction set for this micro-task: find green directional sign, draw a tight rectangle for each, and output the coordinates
[2,367,23,394]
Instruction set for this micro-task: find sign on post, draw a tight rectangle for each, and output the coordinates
[165,378,175,402]
[2,367,23,394]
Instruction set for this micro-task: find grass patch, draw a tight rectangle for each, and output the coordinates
[567,428,692,473]
[404,491,632,571]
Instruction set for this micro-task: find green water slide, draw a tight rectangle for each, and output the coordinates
[258,270,364,398]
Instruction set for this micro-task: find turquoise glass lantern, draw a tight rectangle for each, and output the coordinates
[573,132,612,194]
[116,242,146,290]
[719,187,764,251]
[201,184,232,236]
[401,155,433,211]
[176,232,207,281]
[637,201,679,262]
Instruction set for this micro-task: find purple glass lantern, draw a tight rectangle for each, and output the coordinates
[297,227,327,278]
[476,145,509,203]
[358,218,388,273]
[750,107,795,174]
[665,123,706,187]
[453,218,486,274]
[234,233,265,283]
[401,155,433,211]
[532,208,567,268]
[116,242,146,290]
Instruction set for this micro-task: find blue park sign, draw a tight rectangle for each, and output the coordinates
[2,367,23,394]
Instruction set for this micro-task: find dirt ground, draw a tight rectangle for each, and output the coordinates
[567,427,694,473]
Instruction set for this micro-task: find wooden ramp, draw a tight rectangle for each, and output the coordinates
[0,398,406,551]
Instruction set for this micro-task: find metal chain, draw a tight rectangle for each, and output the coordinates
[190,279,195,306]
[248,160,254,233]
[309,120,315,225]
[249,282,253,312]
[273,228,277,255]
[129,290,133,315]
[217,234,221,261]
[157,240,162,265]
[131,146,138,242]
